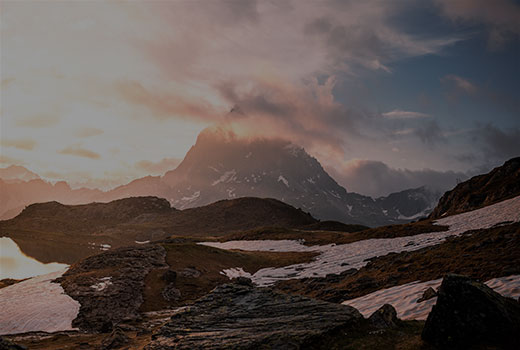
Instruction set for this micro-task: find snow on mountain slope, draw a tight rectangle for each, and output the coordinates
[158,130,437,226]
[202,195,520,286]
[0,269,80,335]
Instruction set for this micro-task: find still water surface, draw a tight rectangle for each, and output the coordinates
[0,237,68,279]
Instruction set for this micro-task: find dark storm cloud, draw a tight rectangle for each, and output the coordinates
[414,120,446,146]
[474,124,520,160]
[435,0,520,50]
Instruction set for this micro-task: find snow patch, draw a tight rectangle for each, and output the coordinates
[90,276,112,292]
[212,169,237,186]
[342,275,520,320]
[278,175,289,187]
[220,267,253,279]
[181,190,200,202]
[135,240,150,244]
[0,269,80,335]
[88,242,112,251]
[201,195,520,286]
[227,188,236,198]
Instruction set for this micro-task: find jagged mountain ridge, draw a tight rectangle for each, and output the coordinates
[0,133,441,226]
[154,131,440,226]
[430,157,520,219]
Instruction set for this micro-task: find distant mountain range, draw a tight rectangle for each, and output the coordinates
[0,131,441,226]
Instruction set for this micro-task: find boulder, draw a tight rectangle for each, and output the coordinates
[102,326,130,349]
[234,276,253,287]
[422,274,520,349]
[368,304,400,329]
[0,337,26,350]
[162,283,181,301]
[417,287,437,303]
[146,283,363,349]
[58,244,167,332]
[161,269,177,283]
[179,267,201,278]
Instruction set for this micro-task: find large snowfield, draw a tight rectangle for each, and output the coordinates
[202,195,520,286]
[0,269,80,335]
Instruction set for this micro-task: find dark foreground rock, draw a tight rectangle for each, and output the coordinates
[0,337,26,350]
[57,244,167,332]
[417,287,437,303]
[146,282,363,349]
[101,326,130,349]
[368,304,400,329]
[422,274,520,349]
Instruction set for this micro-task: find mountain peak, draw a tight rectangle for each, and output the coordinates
[0,165,40,182]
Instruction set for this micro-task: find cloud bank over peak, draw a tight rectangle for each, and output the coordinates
[331,159,467,198]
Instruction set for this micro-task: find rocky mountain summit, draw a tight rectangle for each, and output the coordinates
[0,130,442,226]
[108,130,440,226]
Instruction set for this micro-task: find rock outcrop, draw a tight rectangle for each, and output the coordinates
[0,337,26,350]
[146,282,363,349]
[101,327,130,349]
[417,287,437,303]
[368,304,400,329]
[422,274,520,349]
[57,244,167,332]
[430,157,520,219]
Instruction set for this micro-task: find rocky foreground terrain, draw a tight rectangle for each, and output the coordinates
[1,157,520,349]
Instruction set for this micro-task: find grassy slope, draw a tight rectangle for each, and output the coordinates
[140,242,319,312]
[276,222,520,301]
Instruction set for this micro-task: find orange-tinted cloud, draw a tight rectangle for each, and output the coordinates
[0,154,23,165]
[115,80,221,122]
[59,145,100,159]
[75,127,104,138]
[16,114,60,128]
[2,139,36,150]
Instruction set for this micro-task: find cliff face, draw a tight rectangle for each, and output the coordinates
[430,157,520,219]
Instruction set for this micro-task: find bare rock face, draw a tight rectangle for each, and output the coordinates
[368,304,400,329]
[430,157,520,219]
[146,283,363,349]
[422,274,520,349]
[57,244,167,332]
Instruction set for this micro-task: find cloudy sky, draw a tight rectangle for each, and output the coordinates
[1,0,519,196]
